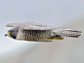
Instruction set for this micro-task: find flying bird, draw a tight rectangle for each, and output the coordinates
[5,22,82,42]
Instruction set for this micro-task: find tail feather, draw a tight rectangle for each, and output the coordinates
[53,28,82,38]
[65,29,82,37]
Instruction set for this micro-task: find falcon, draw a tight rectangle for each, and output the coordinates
[5,22,82,42]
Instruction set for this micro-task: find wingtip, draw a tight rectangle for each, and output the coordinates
[5,24,13,27]
[5,23,8,27]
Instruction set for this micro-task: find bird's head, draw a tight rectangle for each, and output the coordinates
[5,28,18,39]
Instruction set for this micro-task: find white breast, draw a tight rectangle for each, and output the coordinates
[16,29,24,40]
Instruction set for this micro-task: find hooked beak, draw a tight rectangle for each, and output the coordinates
[5,32,10,37]
[5,34,7,37]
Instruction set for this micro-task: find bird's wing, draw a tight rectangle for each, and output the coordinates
[21,25,56,30]
[20,22,56,30]
[6,22,48,27]
[6,22,57,30]
[6,22,23,27]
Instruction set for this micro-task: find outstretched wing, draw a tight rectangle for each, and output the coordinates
[6,22,56,30]
[6,22,50,27]
[20,22,56,30]
[6,22,36,27]
[21,25,56,30]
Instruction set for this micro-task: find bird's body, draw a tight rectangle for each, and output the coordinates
[16,30,52,42]
[5,22,82,42]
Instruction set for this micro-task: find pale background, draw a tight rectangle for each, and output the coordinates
[0,0,84,63]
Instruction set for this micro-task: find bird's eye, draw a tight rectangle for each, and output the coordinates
[9,31,13,33]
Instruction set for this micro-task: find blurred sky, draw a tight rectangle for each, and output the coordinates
[0,0,84,58]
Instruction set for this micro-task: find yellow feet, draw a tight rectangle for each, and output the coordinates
[53,35,64,40]
[54,37,64,40]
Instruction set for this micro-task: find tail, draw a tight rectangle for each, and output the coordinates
[53,28,82,38]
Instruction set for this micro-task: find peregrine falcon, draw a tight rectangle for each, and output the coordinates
[5,22,82,42]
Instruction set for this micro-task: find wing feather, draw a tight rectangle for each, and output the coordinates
[6,22,57,30]
[6,22,47,27]
[21,25,56,30]
[20,22,56,30]
[6,22,23,27]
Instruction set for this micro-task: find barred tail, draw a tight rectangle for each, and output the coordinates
[53,28,82,38]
